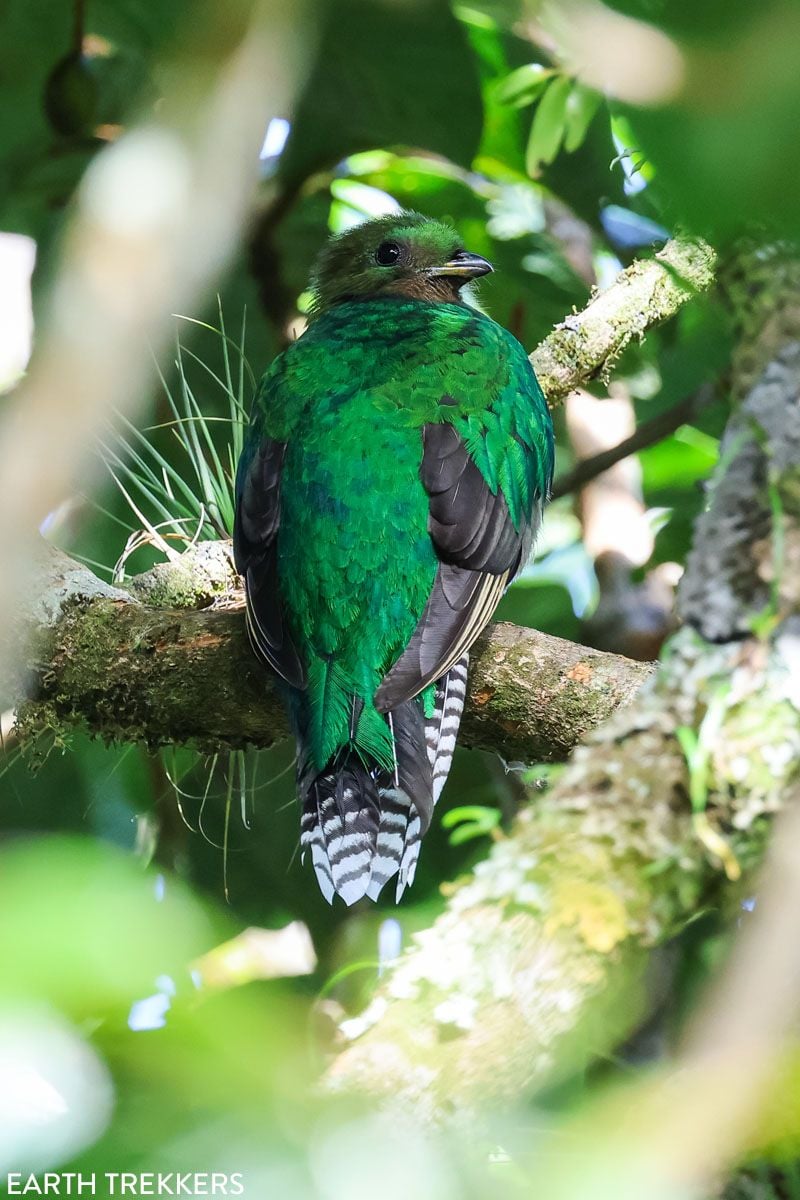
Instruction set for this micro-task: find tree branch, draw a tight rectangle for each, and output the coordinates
[11,542,652,762]
[551,387,706,500]
[532,238,717,404]
[324,628,787,1117]
[8,238,716,755]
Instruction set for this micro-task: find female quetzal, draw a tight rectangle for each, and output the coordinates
[234,212,553,905]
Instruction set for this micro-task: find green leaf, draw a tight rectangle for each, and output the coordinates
[563,82,603,153]
[496,63,555,108]
[441,805,501,846]
[525,74,571,177]
[441,804,496,828]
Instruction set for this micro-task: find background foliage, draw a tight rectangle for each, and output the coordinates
[1,0,798,1194]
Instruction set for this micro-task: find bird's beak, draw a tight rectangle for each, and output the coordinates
[428,250,494,280]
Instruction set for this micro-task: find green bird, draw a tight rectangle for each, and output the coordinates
[234,212,553,905]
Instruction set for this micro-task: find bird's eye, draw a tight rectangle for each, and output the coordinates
[375,241,402,266]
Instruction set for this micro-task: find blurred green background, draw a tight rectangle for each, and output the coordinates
[1,0,798,1193]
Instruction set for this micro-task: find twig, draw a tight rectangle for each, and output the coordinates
[248,180,305,347]
[72,0,86,55]
[551,389,706,499]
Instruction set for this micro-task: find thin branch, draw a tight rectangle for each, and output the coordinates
[551,388,706,499]
[248,180,305,347]
[72,0,86,55]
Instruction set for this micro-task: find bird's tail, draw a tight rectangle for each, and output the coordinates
[299,753,382,906]
[298,654,468,905]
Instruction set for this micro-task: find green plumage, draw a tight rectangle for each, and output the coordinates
[234,213,553,904]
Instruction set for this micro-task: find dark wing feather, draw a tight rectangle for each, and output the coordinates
[233,435,306,689]
[423,421,521,571]
[375,421,537,713]
[374,564,507,712]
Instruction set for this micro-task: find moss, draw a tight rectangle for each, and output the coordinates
[14,699,73,769]
[126,541,238,610]
[532,238,716,404]
[23,587,289,754]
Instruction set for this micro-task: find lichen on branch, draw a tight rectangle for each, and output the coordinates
[532,238,717,404]
[323,629,785,1117]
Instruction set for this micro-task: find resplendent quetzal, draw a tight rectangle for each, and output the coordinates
[234,213,553,905]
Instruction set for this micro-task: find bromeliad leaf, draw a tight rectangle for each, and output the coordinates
[102,304,251,571]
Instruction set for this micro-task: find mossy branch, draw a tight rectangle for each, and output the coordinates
[7,236,717,752]
[10,542,651,761]
[532,238,717,404]
[324,627,790,1117]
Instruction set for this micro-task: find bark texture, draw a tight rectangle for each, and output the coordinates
[12,543,652,762]
[532,238,717,404]
[324,630,783,1117]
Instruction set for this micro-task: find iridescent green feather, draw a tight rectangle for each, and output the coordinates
[249,296,552,777]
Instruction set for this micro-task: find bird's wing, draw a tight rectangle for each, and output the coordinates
[233,429,306,689]
[374,403,550,713]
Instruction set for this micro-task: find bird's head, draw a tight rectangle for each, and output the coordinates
[308,212,493,317]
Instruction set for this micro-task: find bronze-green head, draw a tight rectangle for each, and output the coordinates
[308,211,492,317]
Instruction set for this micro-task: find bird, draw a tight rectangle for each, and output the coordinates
[234,212,554,905]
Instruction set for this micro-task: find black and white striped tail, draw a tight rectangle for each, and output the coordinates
[298,659,468,905]
[299,757,381,906]
[375,654,469,901]
[426,653,468,805]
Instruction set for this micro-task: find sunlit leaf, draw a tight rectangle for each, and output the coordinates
[441,805,501,845]
[525,74,571,177]
[563,82,603,152]
[496,63,555,107]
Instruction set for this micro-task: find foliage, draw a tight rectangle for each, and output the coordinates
[100,306,251,573]
[1,0,798,1193]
